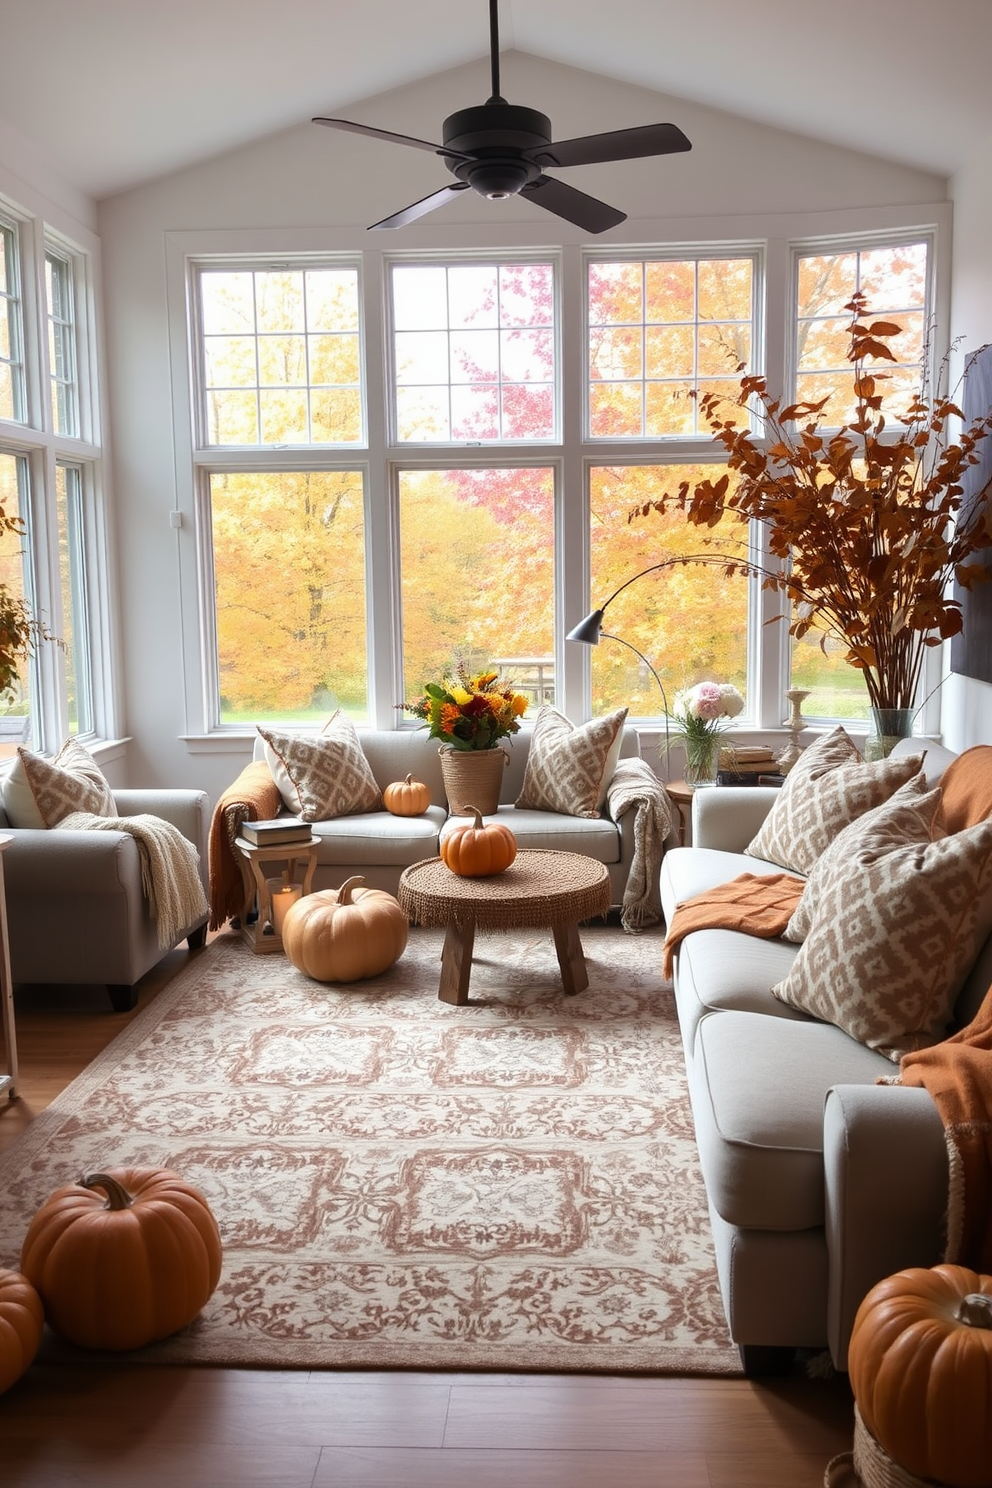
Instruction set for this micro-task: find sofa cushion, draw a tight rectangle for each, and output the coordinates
[772,816,992,1061]
[660,844,802,925]
[675,928,809,1053]
[690,1010,893,1231]
[3,739,116,828]
[310,806,445,867]
[744,726,925,874]
[784,774,939,942]
[515,706,627,818]
[258,715,382,822]
[439,806,622,863]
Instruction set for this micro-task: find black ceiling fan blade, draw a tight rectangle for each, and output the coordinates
[531,122,692,169]
[369,184,471,231]
[521,175,625,234]
[313,117,472,163]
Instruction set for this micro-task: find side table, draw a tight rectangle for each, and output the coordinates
[0,835,19,1100]
[234,836,319,954]
[665,780,693,847]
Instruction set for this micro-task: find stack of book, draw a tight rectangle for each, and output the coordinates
[239,816,312,846]
[716,746,783,787]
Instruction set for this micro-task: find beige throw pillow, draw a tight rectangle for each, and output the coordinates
[745,726,925,875]
[515,706,627,819]
[258,715,381,822]
[772,816,992,1061]
[783,774,939,942]
[3,738,116,828]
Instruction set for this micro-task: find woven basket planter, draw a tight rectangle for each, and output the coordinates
[438,745,507,816]
[824,1406,949,1488]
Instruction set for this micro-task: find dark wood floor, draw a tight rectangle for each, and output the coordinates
[0,937,855,1487]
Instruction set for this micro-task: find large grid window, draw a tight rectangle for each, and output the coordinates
[398,467,555,703]
[0,219,25,424]
[198,265,363,447]
[587,256,755,438]
[795,240,929,425]
[391,261,556,443]
[46,250,78,436]
[56,463,93,735]
[209,470,368,725]
[0,450,34,746]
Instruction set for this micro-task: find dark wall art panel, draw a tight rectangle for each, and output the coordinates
[950,341,992,685]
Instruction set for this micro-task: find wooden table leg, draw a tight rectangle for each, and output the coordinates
[438,921,475,1005]
[553,920,589,996]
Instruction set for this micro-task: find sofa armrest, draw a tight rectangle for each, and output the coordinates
[691,785,780,852]
[823,1082,948,1371]
[2,828,146,893]
[113,789,210,848]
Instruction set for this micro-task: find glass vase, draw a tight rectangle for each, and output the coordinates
[864,707,915,762]
[683,732,721,786]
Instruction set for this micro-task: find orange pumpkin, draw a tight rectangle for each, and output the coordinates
[848,1263,992,1487]
[383,774,431,817]
[0,1268,44,1394]
[440,806,517,877]
[20,1168,223,1351]
[282,876,408,982]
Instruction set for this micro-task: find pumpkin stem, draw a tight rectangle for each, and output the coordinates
[336,876,366,905]
[80,1172,134,1211]
[403,774,413,785]
[465,805,484,829]
[956,1293,992,1329]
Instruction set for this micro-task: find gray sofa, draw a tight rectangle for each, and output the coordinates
[1,788,210,1010]
[245,725,652,904]
[659,738,978,1376]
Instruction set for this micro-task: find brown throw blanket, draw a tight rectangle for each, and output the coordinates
[897,992,992,1272]
[662,872,805,978]
[208,761,283,930]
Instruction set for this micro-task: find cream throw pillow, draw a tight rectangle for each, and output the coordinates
[258,715,381,822]
[772,815,992,1061]
[783,773,939,942]
[3,738,116,828]
[515,706,627,818]
[745,726,925,875]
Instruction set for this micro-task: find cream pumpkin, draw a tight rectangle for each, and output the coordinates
[282,876,408,982]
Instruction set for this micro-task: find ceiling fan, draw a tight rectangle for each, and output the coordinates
[313,0,691,234]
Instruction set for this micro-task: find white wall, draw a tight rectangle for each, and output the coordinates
[93,51,949,802]
[942,138,992,751]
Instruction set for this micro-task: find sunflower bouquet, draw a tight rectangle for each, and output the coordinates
[401,662,529,750]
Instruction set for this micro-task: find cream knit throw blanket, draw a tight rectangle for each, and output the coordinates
[606,758,673,932]
[59,811,208,949]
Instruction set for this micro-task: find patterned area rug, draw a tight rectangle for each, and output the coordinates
[0,925,740,1374]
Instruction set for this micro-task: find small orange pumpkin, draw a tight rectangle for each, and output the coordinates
[848,1263,992,1487]
[282,876,409,982]
[440,805,517,877]
[0,1268,44,1394]
[383,774,431,817]
[20,1168,223,1351]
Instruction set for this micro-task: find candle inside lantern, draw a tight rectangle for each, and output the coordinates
[270,882,302,936]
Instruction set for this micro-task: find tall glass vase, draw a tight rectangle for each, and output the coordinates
[864,707,915,762]
[683,732,721,786]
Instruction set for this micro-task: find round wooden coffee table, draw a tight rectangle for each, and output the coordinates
[398,849,612,1005]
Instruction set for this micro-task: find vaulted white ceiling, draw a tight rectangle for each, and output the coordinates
[0,0,987,200]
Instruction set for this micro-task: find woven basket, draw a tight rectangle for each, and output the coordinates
[438,745,508,816]
[823,1406,947,1488]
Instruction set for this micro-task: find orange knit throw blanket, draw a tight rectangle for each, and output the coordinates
[898,991,992,1272]
[207,761,283,930]
[662,873,805,978]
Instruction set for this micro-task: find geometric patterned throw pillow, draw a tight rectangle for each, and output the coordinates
[257,714,382,822]
[783,773,939,942]
[771,815,992,1061]
[3,738,116,828]
[515,706,627,818]
[745,725,925,875]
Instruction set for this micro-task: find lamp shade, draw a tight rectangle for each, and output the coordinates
[565,610,605,644]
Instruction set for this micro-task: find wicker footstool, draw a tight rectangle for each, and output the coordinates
[398,849,612,1005]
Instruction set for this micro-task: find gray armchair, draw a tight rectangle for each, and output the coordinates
[1,788,210,1010]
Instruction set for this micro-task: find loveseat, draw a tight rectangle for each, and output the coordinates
[0,787,210,1009]
[659,733,992,1376]
[228,722,653,906]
